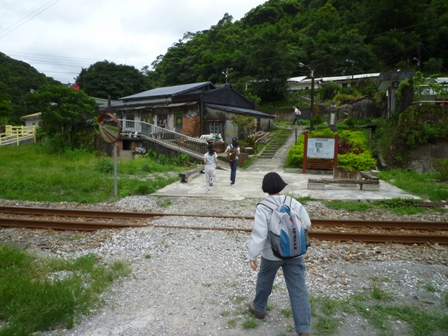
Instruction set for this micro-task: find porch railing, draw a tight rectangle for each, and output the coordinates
[119,120,209,159]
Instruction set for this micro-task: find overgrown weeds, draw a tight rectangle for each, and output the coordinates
[0,244,130,336]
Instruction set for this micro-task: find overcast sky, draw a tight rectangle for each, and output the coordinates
[0,0,267,84]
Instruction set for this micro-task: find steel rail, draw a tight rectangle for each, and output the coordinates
[312,219,448,230]
[310,231,448,245]
[1,218,447,245]
[0,206,447,230]
[0,206,253,220]
[0,218,146,231]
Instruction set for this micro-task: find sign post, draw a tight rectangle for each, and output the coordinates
[98,113,121,198]
[302,132,338,173]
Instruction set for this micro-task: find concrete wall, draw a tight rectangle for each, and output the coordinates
[408,141,448,173]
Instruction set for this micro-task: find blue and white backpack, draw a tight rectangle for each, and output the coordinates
[259,195,310,259]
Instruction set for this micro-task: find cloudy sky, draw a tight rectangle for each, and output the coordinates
[0,0,267,84]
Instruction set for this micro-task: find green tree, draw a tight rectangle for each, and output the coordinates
[28,85,97,150]
[0,93,13,125]
[0,52,60,124]
[76,61,152,100]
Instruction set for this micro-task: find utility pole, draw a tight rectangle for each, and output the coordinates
[310,70,315,131]
[346,59,355,80]
[299,62,315,130]
[413,57,421,71]
[222,68,233,83]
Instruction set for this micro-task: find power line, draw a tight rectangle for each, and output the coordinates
[0,0,61,39]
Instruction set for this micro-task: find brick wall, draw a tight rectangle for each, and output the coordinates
[183,115,201,137]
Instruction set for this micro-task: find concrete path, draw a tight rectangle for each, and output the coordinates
[154,126,419,201]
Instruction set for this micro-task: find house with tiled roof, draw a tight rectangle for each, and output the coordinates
[100,82,275,144]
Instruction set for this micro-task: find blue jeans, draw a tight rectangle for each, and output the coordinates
[292,115,300,125]
[229,159,238,184]
[253,256,311,334]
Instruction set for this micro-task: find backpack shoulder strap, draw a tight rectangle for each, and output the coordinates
[257,198,277,211]
[283,195,293,208]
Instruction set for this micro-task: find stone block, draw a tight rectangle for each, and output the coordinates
[308,182,325,190]
[362,183,380,191]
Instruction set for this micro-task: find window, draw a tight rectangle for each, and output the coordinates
[210,122,219,134]
[126,113,135,128]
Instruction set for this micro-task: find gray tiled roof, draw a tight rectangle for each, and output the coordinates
[205,103,275,119]
[120,82,214,101]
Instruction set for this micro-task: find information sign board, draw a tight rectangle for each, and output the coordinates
[307,138,335,159]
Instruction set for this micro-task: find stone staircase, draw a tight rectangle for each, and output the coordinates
[258,128,293,159]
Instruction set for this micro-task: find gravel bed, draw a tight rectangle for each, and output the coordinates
[1,196,448,336]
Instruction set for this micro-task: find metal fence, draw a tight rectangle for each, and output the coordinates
[119,120,209,158]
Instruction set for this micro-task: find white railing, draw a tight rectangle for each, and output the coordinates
[0,125,37,146]
[118,120,209,157]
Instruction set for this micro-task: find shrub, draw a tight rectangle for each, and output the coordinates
[345,118,356,128]
[338,151,377,171]
[313,114,324,126]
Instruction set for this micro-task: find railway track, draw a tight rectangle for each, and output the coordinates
[0,206,447,245]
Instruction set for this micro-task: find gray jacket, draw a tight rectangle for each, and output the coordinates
[247,194,311,261]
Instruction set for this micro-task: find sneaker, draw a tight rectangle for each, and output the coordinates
[248,301,265,319]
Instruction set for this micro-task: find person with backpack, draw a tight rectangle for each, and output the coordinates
[247,172,311,336]
[203,143,218,194]
[224,137,240,186]
[292,106,301,125]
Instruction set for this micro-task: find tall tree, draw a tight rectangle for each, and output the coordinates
[28,85,96,150]
[76,61,152,100]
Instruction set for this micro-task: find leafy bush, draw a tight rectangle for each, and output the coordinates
[339,129,371,150]
[285,136,305,167]
[337,151,377,171]
[313,114,324,125]
[344,117,356,128]
[320,82,342,101]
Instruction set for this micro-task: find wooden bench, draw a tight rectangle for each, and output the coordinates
[179,167,203,183]
[308,174,380,191]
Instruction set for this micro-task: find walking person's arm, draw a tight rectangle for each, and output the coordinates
[247,205,269,271]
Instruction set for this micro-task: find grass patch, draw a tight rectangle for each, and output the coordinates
[292,195,316,205]
[309,279,448,336]
[377,169,448,202]
[323,197,444,215]
[0,145,185,203]
[240,155,258,168]
[241,318,260,329]
[0,244,130,336]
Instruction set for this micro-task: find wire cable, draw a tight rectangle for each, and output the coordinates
[0,0,61,39]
